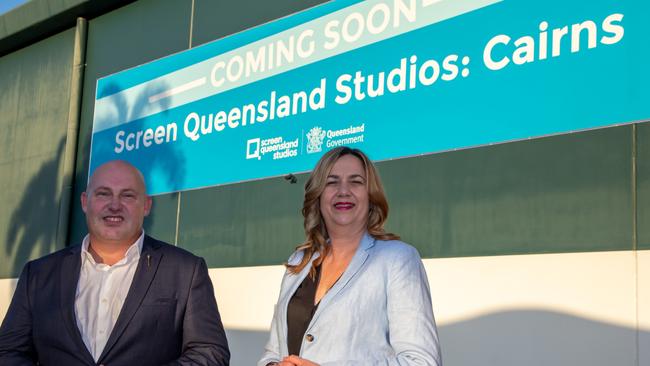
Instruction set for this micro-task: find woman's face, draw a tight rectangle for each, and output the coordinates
[319,154,369,236]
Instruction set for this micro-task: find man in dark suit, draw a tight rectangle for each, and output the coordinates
[0,160,230,365]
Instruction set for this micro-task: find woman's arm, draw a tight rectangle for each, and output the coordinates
[259,258,302,366]
[384,244,442,366]
[258,297,284,366]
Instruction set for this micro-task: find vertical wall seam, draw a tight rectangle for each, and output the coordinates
[175,192,182,246]
[57,17,87,249]
[632,124,638,251]
[189,0,195,49]
[175,0,195,247]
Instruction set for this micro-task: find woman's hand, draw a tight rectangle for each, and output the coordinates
[269,360,299,366]
[282,355,320,366]
[276,361,298,366]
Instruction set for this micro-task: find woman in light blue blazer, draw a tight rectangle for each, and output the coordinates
[259,147,441,366]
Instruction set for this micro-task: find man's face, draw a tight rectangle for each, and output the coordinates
[81,161,152,248]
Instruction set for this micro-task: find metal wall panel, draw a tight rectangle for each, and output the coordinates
[69,0,193,245]
[0,28,75,278]
[63,0,637,266]
[381,125,633,258]
[178,126,633,268]
[636,123,650,249]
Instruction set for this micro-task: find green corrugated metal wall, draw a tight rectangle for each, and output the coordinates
[0,28,75,278]
[0,0,648,278]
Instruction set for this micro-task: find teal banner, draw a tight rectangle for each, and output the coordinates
[90,0,650,195]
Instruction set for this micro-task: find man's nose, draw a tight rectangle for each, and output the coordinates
[108,196,121,210]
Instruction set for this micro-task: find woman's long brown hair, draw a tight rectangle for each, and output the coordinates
[286,147,399,276]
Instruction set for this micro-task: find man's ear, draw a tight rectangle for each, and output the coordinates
[144,196,152,217]
[81,191,88,213]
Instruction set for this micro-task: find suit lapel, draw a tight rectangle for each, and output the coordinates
[97,236,163,362]
[308,233,375,328]
[59,245,96,365]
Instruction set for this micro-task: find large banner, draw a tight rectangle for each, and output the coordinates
[90,0,650,195]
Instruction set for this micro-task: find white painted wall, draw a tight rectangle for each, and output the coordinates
[637,251,650,366]
[1,250,648,366]
[212,250,648,366]
[0,278,17,322]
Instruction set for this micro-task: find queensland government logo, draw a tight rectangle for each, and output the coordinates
[306,126,326,153]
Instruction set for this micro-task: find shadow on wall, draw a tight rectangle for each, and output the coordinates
[90,81,187,193]
[5,138,66,277]
[226,309,645,366]
[71,80,188,242]
[7,79,188,276]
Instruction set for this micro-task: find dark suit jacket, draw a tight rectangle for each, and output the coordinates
[0,235,230,365]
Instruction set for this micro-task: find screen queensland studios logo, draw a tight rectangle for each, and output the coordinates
[246,123,365,161]
[246,136,298,160]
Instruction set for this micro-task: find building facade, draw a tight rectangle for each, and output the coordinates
[1,1,648,365]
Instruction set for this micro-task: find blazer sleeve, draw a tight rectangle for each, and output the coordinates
[258,271,291,366]
[383,245,442,366]
[0,262,38,365]
[257,303,282,366]
[318,246,442,366]
[164,257,230,366]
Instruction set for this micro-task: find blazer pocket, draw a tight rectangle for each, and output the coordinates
[138,298,177,334]
[142,297,177,306]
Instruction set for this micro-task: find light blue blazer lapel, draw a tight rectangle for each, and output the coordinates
[308,233,375,329]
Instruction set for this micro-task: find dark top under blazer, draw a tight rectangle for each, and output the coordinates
[286,265,321,356]
[0,235,230,366]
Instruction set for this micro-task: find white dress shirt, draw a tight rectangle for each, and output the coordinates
[74,232,144,361]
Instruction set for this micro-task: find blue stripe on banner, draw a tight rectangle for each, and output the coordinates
[90,0,650,195]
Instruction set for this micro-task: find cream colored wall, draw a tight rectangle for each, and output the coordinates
[424,251,638,366]
[1,251,647,366]
[427,251,636,327]
[0,278,17,322]
[637,251,650,366]
[211,250,648,366]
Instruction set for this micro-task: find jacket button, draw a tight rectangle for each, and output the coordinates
[305,334,314,342]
